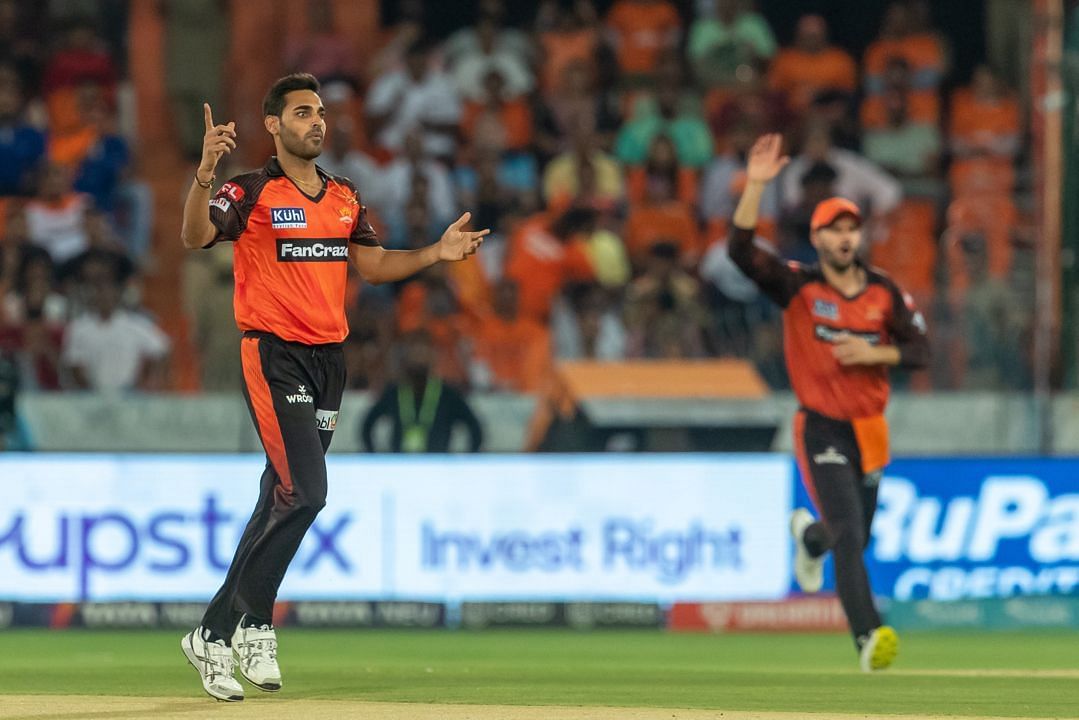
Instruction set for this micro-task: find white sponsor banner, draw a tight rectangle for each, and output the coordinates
[0,455,790,602]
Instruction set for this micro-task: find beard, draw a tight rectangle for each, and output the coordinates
[281,127,323,160]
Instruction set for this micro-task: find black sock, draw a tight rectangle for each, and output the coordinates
[803,521,832,558]
[201,626,227,645]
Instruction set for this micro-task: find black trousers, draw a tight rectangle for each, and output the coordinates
[201,331,345,640]
[793,409,883,642]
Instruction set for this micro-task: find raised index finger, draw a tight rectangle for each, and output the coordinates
[203,103,214,132]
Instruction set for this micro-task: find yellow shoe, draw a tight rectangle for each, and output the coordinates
[859,625,898,673]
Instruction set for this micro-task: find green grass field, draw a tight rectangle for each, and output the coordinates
[0,629,1076,718]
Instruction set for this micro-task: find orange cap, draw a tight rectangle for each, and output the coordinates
[810,197,862,231]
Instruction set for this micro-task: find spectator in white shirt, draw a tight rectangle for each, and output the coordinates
[316,115,380,206]
[450,14,534,101]
[62,252,169,391]
[366,38,462,162]
[378,129,457,248]
[25,163,91,265]
[779,119,902,218]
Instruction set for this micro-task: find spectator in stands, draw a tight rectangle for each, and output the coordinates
[863,80,942,194]
[317,114,378,202]
[343,287,395,392]
[25,162,92,266]
[534,58,621,164]
[779,161,839,265]
[536,0,606,100]
[543,116,624,212]
[469,279,551,392]
[706,59,792,144]
[0,345,18,448]
[627,128,698,208]
[623,135,701,265]
[949,64,1021,161]
[780,120,902,221]
[461,69,534,157]
[615,72,714,169]
[379,129,456,248]
[395,266,471,388]
[505,206,597,322]
[61,251,169,391]
[687,0,776,88]
[366,38,462,162]
[604,0,682,81]
[551,282,626,360]
[700,116,779,240]
[862,53,939,132]
[450,12,533,102]
[768,14,856,113]
[624,242,709,358]
[42,19,117,139]
[3,242,66,327]
[182,239,240,393]
[0,71,45,197]
[361,329,483,453]
[863,1,946,115]
[446,0,532,73]
[284,0,358,83]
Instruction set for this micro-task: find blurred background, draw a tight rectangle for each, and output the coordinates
[0,0,1076,633]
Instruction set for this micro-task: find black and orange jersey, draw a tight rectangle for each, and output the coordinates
[729,225,929,421]
[207,157,380,345]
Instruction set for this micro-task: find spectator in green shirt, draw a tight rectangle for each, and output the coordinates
[688,0,777,87]
[615,81,714,168]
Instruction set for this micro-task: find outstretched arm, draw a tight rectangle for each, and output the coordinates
[728,134,802,308]
[350,212,488,285]
[181,103,237,249]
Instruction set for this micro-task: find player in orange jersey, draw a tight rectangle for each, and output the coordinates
[728,134,928,672]
[178,73,487,701]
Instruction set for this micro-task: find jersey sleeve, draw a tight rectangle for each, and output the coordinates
[727,224,805,308]
[207,175,259,247]
[887,281,930,369]
[332,176,381,247]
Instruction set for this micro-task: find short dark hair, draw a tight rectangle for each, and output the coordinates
[262,73,321,118]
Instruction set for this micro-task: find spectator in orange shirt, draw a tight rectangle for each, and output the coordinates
[768,15,856,113]
[535,0,601,97]
[604,0,682,80]
[469,279,552,393]
[863,1,946,113]
[949,65,1021,161]
[623,135,701,266]
[461,70,534,156]
[504,207,597,322]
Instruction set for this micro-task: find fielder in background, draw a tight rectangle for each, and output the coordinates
[728,133,929,672]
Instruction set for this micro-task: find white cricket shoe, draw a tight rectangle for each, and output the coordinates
[181,627,244,702]
[232,618,282,691]
[790,507,825,593]
[859,625,899,672]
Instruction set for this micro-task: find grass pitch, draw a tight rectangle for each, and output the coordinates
[0,629,1075,719]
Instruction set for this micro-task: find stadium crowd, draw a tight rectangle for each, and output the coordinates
[0,0,1033,402]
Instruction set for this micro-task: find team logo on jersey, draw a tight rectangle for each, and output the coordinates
[217,182,244,202]
[812,299,839,321]
[209,197,231,213]
[338,206,354,226]
[271,207,308,229]
[277,238,349,262]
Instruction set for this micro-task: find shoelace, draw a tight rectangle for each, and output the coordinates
[204,641,237,682]
[237,628,278,664]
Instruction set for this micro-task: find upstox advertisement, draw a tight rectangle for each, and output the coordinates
[0,454,792,603]
[793,458,1079,601]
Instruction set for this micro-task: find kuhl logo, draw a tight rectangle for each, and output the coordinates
[271,207,307,229]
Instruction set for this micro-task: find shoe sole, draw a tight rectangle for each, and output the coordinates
[181,634,244,702]
[239,669,282,693]
[861,626,899,672]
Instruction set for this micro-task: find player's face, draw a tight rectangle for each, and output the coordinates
[277,90,326,160]
[812,215,862,272]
